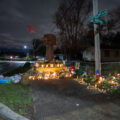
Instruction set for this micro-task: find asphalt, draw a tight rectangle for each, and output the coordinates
[32,79,120,120]
[0,62,24,74]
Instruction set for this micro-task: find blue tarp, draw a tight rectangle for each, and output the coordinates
[0,79,12,84]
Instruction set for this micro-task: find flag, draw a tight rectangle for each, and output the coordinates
[27,24,35,33]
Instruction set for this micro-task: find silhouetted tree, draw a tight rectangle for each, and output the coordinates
[99,7,120,47]
[86,7,120,48]
[54,0,92,58]
[32,39,46,56]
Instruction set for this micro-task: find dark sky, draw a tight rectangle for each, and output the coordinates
[0,0,120,49]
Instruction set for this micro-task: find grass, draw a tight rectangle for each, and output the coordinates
[0,83,33,116]
[102,63,120,76]
[76,62,120,76]
[0,62,33,118]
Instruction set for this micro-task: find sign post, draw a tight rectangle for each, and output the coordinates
[93,0,101,75]
[90,9,107,25]
[90,1,107,75]
[90,18,107,25]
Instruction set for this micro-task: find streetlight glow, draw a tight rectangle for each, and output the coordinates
[24,45,27,49]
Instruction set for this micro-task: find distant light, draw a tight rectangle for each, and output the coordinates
[24,45,27,49]
[10,56,13,59]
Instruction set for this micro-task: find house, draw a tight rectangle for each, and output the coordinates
[83,47,94,61]
[54,54,64,60]
[83,47,120,62]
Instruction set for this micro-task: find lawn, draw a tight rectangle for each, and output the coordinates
[102,63,120,76]
[76,62,120,76]
[0,83,33,119]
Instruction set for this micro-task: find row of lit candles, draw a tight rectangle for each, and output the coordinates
[75,73,120,92]
[35,63,64,68]
[29,72,73,80]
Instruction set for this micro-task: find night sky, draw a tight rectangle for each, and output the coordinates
[0,0,120,49]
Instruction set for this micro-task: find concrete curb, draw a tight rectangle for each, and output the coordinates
[0,103,29,120]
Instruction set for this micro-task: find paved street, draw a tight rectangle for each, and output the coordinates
[0,61,35,74]
[32,79,120,120]
[0,62,24,74]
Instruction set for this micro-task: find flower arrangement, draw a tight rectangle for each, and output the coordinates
[27,60,75,80]
[76,70,120,94]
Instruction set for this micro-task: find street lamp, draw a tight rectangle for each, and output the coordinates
[23,45,30,60]
[24,45,27,56]
[24,45,27,49]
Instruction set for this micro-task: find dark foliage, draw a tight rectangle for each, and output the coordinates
[54,0,92,59]
[32,39,46,56]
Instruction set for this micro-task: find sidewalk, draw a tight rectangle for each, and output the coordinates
[31,79,120,120]
[0,102,29,120]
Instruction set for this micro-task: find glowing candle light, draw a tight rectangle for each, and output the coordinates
[35,63,39,67]
[41,65,44,68]
[113,76,116,80]
[50,64,54,67]
[60,64,63,67]
[57,64,60,67]
[29,76,31,79]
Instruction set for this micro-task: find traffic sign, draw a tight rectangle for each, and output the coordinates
[90,10,107,25]
[93,10,107,19]
[90,18,107,24]
[90,17,95,22]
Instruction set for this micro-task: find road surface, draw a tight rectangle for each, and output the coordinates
[32,79,120,120]
[0,61,24,74]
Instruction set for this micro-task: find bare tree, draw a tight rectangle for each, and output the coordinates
[98,7,120,46]
[54,0,92,58]
[32,39,46,57]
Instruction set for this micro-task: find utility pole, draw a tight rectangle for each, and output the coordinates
[93,0,101,75]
